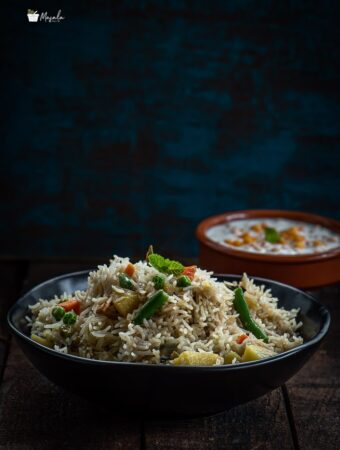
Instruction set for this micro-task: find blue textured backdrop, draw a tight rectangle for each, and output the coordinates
[1,1,339,258]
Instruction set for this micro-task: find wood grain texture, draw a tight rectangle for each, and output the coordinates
[0,261,141,450]
[145,389,294,450]
[0,342,141,450]
[1,259,339,449]
[286,284,340,450]
[0,261,28,382]
[0,263,25,340]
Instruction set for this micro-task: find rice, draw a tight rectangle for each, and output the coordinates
[28,255,303,364]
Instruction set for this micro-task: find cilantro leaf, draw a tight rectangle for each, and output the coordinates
[264,227,281,244]
[148,253,184,275]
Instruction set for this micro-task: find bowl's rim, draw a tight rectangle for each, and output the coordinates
[7,270,331,372]
[196,209,340,263]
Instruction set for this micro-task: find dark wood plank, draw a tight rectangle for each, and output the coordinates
[144,389,294,450]
[21,260,292,450]
[0,261,141,450]
[0,261,28,380]
[286,284,340,450]
[0,342,141,450]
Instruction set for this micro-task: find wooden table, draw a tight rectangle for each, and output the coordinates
[0,259,339,449]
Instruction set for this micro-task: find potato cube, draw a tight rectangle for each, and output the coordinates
[172,351,223,366]
[224,351,242,364]
[242,344,276,362]
[114,294,140,317]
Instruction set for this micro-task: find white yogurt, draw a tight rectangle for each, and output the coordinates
[206,218,339,255]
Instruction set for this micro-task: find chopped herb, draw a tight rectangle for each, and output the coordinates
[264,227,281,244]
[148,253,184,275]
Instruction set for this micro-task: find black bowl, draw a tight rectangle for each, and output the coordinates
[7,271,330,417]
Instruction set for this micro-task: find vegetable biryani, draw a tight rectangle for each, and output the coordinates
[28,250,303,365]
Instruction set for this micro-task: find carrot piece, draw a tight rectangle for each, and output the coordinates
[236,334,248,344]
[59,299,81,315]
[124,262,135,277]
[182,265,197,281]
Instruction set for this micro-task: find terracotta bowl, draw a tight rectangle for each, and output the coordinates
[196,210,340,288]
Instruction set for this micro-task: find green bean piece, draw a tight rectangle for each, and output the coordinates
[133,290,169,325]
[119,273,135,290]
[153,274,165,290]
[233,287,269,343]
[63,311,77,325]
[52,306,65,321]
[177,275,191,288]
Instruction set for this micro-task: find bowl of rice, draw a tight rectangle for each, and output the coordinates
[7,251,330,417]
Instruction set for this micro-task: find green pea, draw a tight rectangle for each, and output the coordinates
[52,306,65,321]
[119,273,134,290]
[63,311,77,325]
[177,275,191,288]
[153,275,165,290]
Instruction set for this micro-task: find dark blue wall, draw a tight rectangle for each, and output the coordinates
[1,1,339,258]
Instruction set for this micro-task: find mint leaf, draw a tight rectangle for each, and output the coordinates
[148,253,184,275]
[148,253,165,271]
[167,259,184,276]
[264,227,281,244]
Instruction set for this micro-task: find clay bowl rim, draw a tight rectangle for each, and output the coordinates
[196,209,340,264]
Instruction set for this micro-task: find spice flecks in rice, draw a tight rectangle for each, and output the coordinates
[28,256,303,364]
